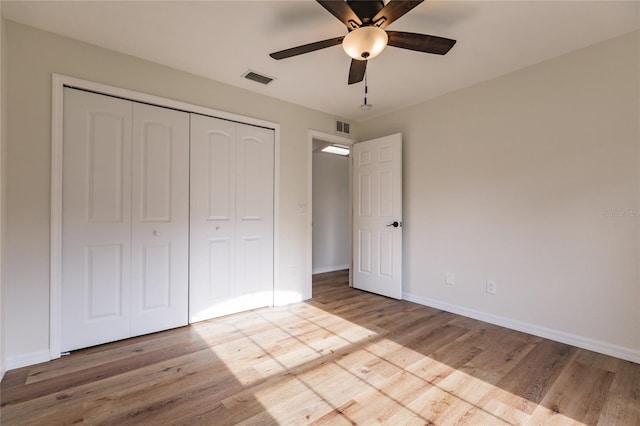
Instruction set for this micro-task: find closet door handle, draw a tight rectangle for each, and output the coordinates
[386,221,400,228]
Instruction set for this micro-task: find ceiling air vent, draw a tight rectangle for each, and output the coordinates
[336,120,350,134]
[243,70,275,85]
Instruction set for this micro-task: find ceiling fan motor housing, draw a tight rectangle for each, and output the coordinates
[347,0,386,25]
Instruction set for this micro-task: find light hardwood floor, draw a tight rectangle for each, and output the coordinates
[1,270,638,425]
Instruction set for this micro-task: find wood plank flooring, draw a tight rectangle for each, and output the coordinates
[1,270,638,425]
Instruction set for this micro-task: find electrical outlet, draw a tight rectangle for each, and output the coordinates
[486,280,497,295]
[445,272,455,285]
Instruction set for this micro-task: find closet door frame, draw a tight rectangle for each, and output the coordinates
[50,74,280,360]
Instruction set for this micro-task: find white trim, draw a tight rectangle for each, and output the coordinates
[403,292,640,364]
[6,350,51,371]
[50,74,281,362]
[50,75,65,360]
[0,4,5,381]
[273,126,281,308]
[312,264,350,275]
[307,130,356,298]
[54,74,278,129]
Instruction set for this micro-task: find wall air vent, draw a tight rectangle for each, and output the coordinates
[243,70,275,85]
[336,120,350,134]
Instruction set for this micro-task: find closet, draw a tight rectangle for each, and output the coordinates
[61,88,274,351]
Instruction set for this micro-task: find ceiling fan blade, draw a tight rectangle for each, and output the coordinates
[317,0,362,28]
[348,59,367,85]
[372,0,424,28]
[386,31,456,55]
[270,36,345,60]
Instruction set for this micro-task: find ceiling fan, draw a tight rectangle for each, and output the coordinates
[269,0,457,85]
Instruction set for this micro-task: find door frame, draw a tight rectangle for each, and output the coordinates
[306,130,356,296]
[50,74,281,360]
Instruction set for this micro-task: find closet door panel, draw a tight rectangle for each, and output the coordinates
[190,114,237,322]
[190,116,274,321]
[206,129,234,221]
[236,136,263,220]
[61,88,133,351]
[207,237,233,300]
[236,124,274,309]
[131,103,189,335]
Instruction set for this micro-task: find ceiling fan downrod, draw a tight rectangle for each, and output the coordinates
[361,73,372,111]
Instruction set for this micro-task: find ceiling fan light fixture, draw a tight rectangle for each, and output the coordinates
[342,26,388,60]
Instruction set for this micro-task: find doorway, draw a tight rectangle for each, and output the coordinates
[307,130,355,296]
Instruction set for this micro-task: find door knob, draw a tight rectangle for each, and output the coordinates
[386,221,400,228]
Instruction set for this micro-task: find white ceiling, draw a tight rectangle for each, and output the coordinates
[3,1,638,122]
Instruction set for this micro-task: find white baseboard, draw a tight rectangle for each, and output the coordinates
[5,350,51,372]
[403,292,640,364]
[312,264,349,275]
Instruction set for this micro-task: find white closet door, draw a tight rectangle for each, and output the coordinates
[189,115,274,322]
[62,88,133,351]
[235,123,274,310]
[130,103,189,335]
[190,115,236,321]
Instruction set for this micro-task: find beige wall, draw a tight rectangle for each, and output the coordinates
[2,21,347,366]
[359,31,640,358]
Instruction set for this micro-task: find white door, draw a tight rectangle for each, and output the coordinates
[62,89,133,351]
[189,115,274,322]
[352,133,402,299]
[130,102,189,335]
[235,123,275,310]
[62,89,189,351]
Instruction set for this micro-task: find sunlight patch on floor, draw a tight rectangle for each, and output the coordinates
[193,301,382,387]
[192,300,591,425]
